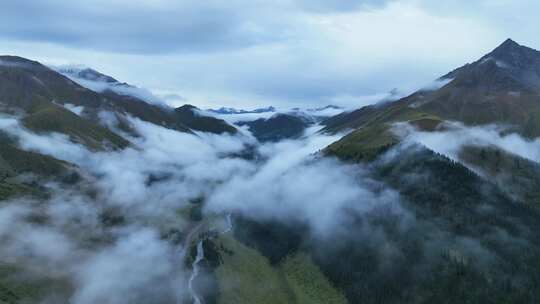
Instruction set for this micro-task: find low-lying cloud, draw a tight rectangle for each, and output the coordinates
[2,110,538,302]
[56,67,169,106]
[395,121,540,163]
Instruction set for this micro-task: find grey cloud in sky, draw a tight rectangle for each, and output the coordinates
[0,0,288,54]
[0,0,537,109]
[0,0,393,55]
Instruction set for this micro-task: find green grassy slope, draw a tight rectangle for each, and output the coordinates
[0,263,72,304]
[0,182,35,201]
[321,95,438,134]
[213,234,293,304]
[0,140,68,177]
[209,234,348,304]
[0,134,74,201]
[0,59,131,151]
[22,104,129,150]
[0,56,191,135]
[0,155,13,181]
[324,104,443,162]
[325,123,398,162]
[417,86,540,138]
[280,253,347,304]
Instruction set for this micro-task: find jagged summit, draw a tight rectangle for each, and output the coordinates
[438,39,540,92]
[495,38,521,50]
[322,39,540,138]
[482,38,540,69]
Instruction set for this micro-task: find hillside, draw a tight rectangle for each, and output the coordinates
[0,56,238,138]
[174,105,237,134]
[323,39,540,163]
[237,113,313,142]
[229,145,540,303]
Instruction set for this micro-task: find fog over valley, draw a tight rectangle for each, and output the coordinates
[2,2,540,304]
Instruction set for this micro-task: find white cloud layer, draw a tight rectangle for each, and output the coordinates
[395,121,540,163]
[0,111,411,302]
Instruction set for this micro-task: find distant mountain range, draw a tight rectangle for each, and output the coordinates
[208,104,344,141]
[209,105,343,116]
[208,106,276,115]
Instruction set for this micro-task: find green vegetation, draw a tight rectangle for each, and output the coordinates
[0,55,191,142]
[322,98,443,162]
[0,181,37,201]
[0,142,68,177]
[208,233,348,304]
[418,85,540,138]
[459,145,540,204]
[325,123,398,162]
[230,146,540,304]
[22,104,129,150]
[213,234,293,304]
[280,253,347,304]
[0,136,73,201]
[0,263,71,304]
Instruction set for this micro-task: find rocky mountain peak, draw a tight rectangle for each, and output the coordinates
[440,39,540,92]
[482,38,540,69]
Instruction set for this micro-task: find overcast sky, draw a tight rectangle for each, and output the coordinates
[0,0,538,109]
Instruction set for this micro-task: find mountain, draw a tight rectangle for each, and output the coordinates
[0,128,79,201]
[5,40,540,304]
[301,40,540,302]
[237,113,312,142]
[208,106,276,115]
[174,105,237,134]
[417,38,540,137]
[308,105,342,111]
[442,38,540,91]
[0,56,240,138]
[223,39,540,302]
[57,66,120,84]
[0,55,240,200]
[59,66,239,135]
[206,105,342,142]
[0,56,189,140]
[295,105,344,120]
[230,144,540,303]
[0,56,132,150]
[323,39,540,161]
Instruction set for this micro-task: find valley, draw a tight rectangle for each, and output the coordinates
[2,38,540,304]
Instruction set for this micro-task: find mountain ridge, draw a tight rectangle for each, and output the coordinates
[322,38,540,139]
[0,56,239,138]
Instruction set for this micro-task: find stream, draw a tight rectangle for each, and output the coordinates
[188,241,204,304]
[187,214,233,304]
